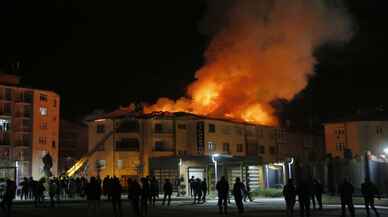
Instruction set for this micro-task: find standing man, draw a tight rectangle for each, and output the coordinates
[283,179,297,217]
[297,179,312,217]
[189,176,195,198]
[111,177,123,217]
[128,179,141,217]
[193,178,202,204]
[312,179,323,210]
[233,177,244,214]
[338,178,355,217]
[361,179,380,217]
[1,179,16,217]
[162,179,173,206]
[140,177,150,217]
[201,178,208,203]
[150,177,159,207]
[216,176,229,215]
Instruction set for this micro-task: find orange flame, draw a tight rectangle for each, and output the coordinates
[144,0,351,126]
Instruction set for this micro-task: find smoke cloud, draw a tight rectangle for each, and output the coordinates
[144,0,352,125]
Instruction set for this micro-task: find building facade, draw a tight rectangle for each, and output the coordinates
[324,121,388,159]
[59,120,88,174]
[85,109,323,193]
[0,75,60,181]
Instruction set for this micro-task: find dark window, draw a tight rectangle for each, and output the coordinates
[40,121,48,129]
[154,141,173,152]
[208,124,216,133]
[269,146,276,155]
[376,127,383,135]
[116,138,139,151]
[52,141,56,148]
[117,120,139,132]
[259,145,265,154]
[5,88,12,101]
[154,124,163,133]
[96,125,105,134]
[223,143,230,153]
[3,103,11,114]
[40,94,48,101]
[53,99,57,108]
[177,124,186,130]
[236,144,243,153]
[24,92,33,103]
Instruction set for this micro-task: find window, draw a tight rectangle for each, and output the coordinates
[117,160,123,169]
[154,141,173,151]
[52,140,56,148]
[177,124,186,130]
[208,123,216,133]
[40,121,48,129]
[154,123,163,133]
[269,146,276,155]
[235,126,242,135]
[376,127,383,135]
[336,143,344,151]
[208,142,216,152]
[96,160,106,170]
[3,103,11,114]
[5,88,12,101]
[53,99,57,108]
[117,120,139,132]
[258,145,265,154]
[96,125,105,134]
[40,94,48,101]
[236,144,243,153]
[223,143,230,153]
[39,136,47,145]
[40,107,48,116]
[115,138,139,151]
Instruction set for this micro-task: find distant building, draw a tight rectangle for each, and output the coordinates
[324,120,388,159]
[59,120,88,174]
[84,108,323,192]
[0,74,60,181]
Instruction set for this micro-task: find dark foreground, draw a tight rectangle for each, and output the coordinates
[5,198,388,217]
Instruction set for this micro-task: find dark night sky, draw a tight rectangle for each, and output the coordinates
[0,0,388,125]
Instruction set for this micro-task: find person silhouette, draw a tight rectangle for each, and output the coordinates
[283,179,296,217]
[339,178,355,217]
[361,179,380,217]
[233,177,244,214]
[216,176,229,215]
[162,179,173,206]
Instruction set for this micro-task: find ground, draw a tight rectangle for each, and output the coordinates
[7,197,388,217]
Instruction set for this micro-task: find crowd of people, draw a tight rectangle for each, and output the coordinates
[0,174,384,217]
[283,177,382,217]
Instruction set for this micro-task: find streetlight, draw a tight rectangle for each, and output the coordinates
[212,153,220,183]
[384,148,388,155]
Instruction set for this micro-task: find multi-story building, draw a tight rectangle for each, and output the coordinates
[324,120,388,159]
[0,74,60,181]
[59,120,88,174]
[84,108,323,193]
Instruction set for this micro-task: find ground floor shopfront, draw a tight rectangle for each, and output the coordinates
[149,156,289,195]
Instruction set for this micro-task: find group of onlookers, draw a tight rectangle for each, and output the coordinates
[283,177,382,217]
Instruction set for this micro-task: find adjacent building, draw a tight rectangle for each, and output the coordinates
[0,74,60,181]
[324,120,388,159]
[85,108,323,193]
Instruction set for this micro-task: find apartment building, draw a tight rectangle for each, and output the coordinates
[0,74,60,181]
[85,108,323,193]
[324,120,388,159]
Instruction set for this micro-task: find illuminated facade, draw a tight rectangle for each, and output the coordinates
[324,121,388,159]
[0,76,60,181]
[86,109,322,192]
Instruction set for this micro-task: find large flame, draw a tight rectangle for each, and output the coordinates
[144,0,352,125]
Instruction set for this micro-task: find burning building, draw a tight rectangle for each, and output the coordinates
[0,74,60,181]
[83,108,323,192]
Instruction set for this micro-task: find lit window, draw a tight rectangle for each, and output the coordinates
[208,142,216,152]
[40,107,48,116]
[96,160,106,170]
[117,160,123,169]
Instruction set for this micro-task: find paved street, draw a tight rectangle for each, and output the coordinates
[6,198,388,217]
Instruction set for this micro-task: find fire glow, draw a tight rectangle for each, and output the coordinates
[144,0,352,125]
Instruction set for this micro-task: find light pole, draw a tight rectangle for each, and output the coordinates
[212,154,220,183]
